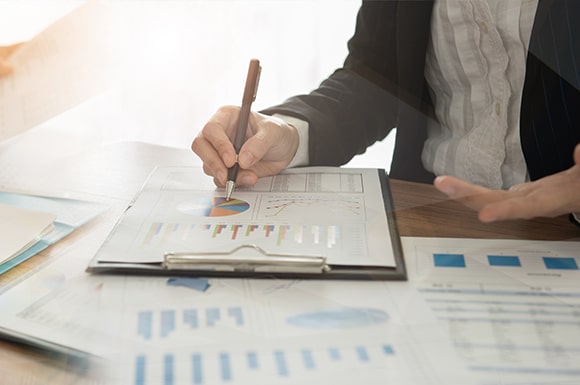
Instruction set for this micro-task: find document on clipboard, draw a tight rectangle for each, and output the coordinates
[87,166,406,280]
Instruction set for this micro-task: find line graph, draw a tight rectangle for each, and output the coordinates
[260,195,363,219]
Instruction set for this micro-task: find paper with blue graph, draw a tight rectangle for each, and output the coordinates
[106,278,472,385]
[87,166,406,279]
[402,237,580,385]
[0,256,475,384]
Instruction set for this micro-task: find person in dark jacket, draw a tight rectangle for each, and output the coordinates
[192,0,580,224]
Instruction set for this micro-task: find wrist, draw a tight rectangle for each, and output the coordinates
[273,114,309,168]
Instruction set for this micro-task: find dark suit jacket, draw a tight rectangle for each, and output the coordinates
[262,0,580,184]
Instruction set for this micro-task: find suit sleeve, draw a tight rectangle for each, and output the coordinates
[260,1,401,166]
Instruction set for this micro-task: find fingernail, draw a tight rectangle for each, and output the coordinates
[224,152,236,167]
[238,151,254,168]
[241,174,255,185]
[435,178,455,195]
[441,185,455,195]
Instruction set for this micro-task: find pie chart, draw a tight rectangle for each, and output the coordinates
[178,197,250,217]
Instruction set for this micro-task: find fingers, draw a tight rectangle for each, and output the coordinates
[237,113,276,169]
[434,176,507,211]
[477,191,562,222]
[237,129,269,169]
[192,107,269,188]
[434,175,529,221]
[435,171,580,223]
[210,169,258,188]
[192,107,239,185]
[193,108,299,189]
[238,113,299,171]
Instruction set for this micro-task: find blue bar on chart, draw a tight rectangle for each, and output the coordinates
[184,309,198,329]
[487,255,521,267]
[433,253,466,268]
[133,343,399,384]
[164,354,174,385]
[274,350,289,377]
[301,349,316,370]
[135,355,146,385]
[227,307,244,326]
[219,352,232,381]
[356,346,370,362]
[206,308,220,327]
[192,353,203,385]
[161,310,176,338]
[247,351,259,370]
[328,347,341,361]
[138,311,153,340]
[383,345,395,355]
[543,257,579,270]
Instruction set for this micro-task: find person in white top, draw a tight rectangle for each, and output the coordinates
[193,0,580,225]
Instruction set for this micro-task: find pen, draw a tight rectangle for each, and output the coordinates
[225,59,261,200]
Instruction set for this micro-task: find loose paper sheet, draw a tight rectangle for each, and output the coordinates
[403,236,580,385]
[0,203,55,264]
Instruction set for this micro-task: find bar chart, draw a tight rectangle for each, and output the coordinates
[137,306,246,341]
[140,222,363,256]
[131,341,397,385]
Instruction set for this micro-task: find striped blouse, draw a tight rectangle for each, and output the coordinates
[422,0,539,189]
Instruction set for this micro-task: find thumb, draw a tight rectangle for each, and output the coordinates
[237,133,267,169]
[574,143,580,165]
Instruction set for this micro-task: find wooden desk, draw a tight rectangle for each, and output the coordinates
[391,179,580,241]
[0,141,578,385]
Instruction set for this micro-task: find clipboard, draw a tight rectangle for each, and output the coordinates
[86,166,406,280]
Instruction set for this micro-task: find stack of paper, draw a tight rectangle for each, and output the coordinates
[0,191,105,275]
[0,203,56,265]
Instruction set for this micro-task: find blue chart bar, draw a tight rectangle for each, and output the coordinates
[247,352,259,370]
[206,308,220,327]
[161,310,176,338]
[135,355,146,385]
[138,311,153,340]
[184,309,199,329]
[164,354,174,385]
[488,255,521,267]
[356,346,370,362]
[228,307,244,326]
[274,350,289,377]
[219,352,232,381]
[134,344,398,384]
[434,253,466,268]
[192,354,203,385]
[543,257,579,270]
[328,347,341,361]
[301,349,315,370]
[383,345,395,355]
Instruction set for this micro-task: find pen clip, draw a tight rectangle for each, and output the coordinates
[163,244,330,274]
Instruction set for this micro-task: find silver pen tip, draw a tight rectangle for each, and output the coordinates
[225,180,235,200]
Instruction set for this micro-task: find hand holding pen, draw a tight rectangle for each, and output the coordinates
[191,62,300,193]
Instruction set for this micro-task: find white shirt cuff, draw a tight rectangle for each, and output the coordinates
[273,114,309,168]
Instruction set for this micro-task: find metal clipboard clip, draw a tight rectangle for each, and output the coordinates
[163,244,330,274]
